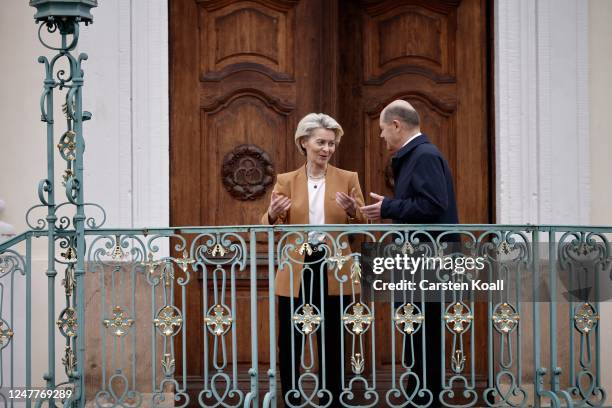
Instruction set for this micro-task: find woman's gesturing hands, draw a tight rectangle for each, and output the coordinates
[335,188,357,218]
[268,191,291,223]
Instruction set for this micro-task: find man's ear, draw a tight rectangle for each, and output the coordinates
[393,119,402,132]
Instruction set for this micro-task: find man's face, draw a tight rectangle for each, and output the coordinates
[379,114,402,152]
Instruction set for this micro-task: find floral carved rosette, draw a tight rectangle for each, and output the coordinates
[222,144,275,201]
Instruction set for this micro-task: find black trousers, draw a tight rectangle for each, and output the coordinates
[277,248,348,407]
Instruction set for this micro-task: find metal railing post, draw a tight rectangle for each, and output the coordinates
[246,229,259,407]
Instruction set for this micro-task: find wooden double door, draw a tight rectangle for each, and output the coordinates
[170,0,492,398]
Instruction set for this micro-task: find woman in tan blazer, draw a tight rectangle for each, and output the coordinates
[261,113,366,407]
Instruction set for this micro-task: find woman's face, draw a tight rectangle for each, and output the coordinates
[301,128,337,167]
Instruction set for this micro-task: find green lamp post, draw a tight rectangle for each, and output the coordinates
[29,1,96,407]
[30,0,97,23]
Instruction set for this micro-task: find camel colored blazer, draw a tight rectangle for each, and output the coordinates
[260,164,366,297]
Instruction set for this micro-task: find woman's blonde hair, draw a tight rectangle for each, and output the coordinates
[294,113,344,155]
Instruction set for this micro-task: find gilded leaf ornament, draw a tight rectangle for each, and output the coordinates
[451,350,466,373]
[161,353,175,376]
[210,243,227,257]
[62,345,76,373]
[297,242,313,256]
[329,252,350,269]
[401,242,415,255]
[350,261,362,284]
[351,353,365,374]
[142,253,161,275]
[496,240,511,255]
[109,236,125,260]
[175,250,194,272]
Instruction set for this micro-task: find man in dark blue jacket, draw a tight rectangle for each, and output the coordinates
[361,99,459,405]
[361,99,458,224]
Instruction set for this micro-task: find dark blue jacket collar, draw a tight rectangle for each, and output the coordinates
[393,133,430,161]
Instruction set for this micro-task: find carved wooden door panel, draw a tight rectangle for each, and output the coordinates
[171,0,492,400]
[335,0,492,390]
[170,0,336,395]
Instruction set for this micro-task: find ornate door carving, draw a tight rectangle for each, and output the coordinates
[170,0,338,394]
[336,0,491,389]
[171,0,491,399]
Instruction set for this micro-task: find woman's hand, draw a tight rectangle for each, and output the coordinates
[268,191,291,223]
[336,188,357,218]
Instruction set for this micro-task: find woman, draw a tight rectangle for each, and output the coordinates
[261,113,366,406]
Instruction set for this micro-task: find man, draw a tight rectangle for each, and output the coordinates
[361,99,458,405]
[360,99,458,225]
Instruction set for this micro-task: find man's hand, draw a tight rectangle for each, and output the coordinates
[268,191,291,223]
[336,188,357,218]
[360,192,385,221]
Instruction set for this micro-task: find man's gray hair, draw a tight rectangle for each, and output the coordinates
[294,113,344,155]
[382,105,420,128]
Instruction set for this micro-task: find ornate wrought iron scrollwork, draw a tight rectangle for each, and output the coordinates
[221,144,275,200]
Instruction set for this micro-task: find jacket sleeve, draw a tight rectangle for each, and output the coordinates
[381,153,448,222]
[348,172,367,224]
[260,175,290,225]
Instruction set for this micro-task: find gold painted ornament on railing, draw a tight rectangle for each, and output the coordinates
[351,353,365,374]
[161,353,175,376]
[343,302,374,335]
[394,303,424,334]
[492,303,520,334]
[0,320,14,348]
[574,303,600,334]
[57,307,78,337]
[103,306,134,337]
[292,304,322,335]
[444,302,473,334]
[154,306,183,337]
[174,250,194,272]
[205,304,233,336]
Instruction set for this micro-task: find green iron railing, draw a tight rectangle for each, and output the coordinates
[0,225,610,407]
